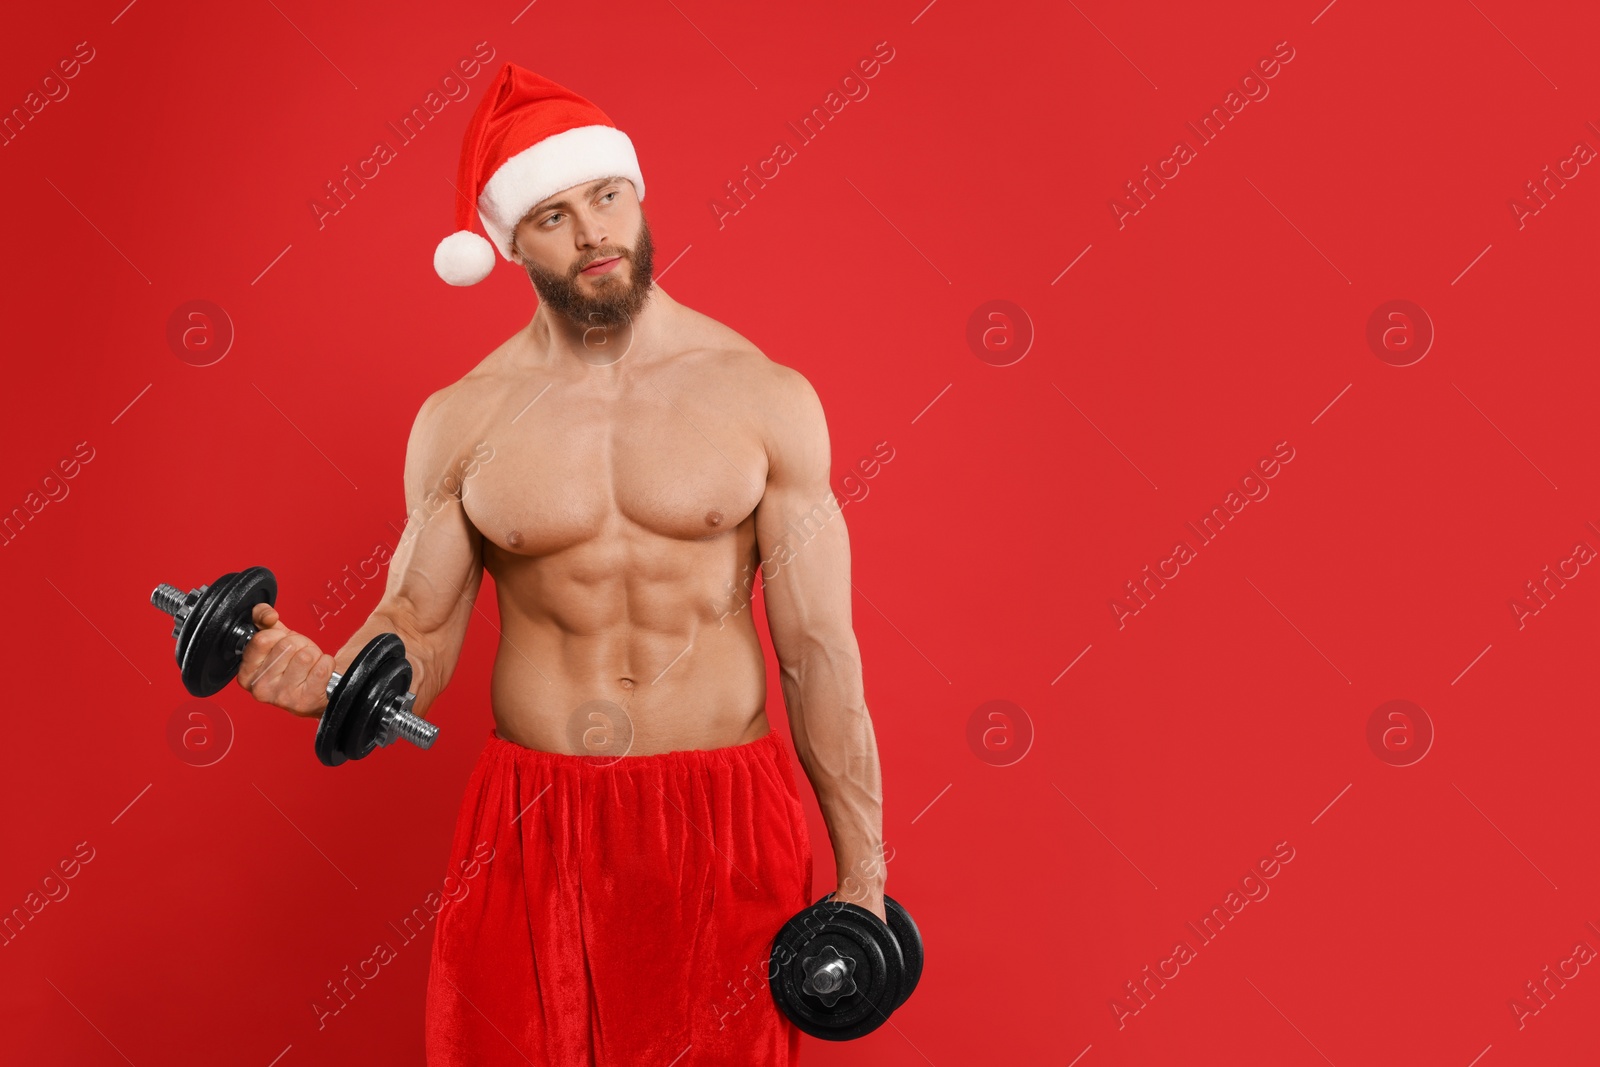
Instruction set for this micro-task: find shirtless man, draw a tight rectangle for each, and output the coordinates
[235,64,886,1065]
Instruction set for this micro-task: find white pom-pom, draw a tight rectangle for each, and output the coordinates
[433,230,496,286]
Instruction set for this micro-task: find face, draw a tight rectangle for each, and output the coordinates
[511,177,654,331]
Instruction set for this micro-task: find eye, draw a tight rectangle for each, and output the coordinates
[541,212,563,227]
[600,191,617,204]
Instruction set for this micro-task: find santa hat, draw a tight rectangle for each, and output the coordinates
[433,63,646,286]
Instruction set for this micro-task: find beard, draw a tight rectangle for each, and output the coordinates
[524,215,656,332]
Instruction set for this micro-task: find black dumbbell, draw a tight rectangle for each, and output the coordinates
[768,893,924,1040]
[149,566,439,767]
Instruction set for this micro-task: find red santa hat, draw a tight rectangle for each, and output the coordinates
[433,63,646,286]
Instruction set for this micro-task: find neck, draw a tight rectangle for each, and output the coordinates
[523,283,675,371]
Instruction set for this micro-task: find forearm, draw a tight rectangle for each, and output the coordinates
[781,640,887,902]
[332,603,450,718]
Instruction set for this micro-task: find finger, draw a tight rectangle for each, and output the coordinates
[296,652,336,716]
[277,643,328,713]
[248,633,312,698]
[239,628,295,690]
[239,607,291,685]
[239,631,291,688]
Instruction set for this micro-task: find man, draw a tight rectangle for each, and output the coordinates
[236,63,887,1065]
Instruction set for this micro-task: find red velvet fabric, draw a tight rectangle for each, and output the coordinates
[424,726,813,1066]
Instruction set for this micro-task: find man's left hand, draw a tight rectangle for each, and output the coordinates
[829,887,886,925]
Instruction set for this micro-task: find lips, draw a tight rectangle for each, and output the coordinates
[581,256,622,274]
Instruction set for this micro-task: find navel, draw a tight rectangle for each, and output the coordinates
[705,510,724,527]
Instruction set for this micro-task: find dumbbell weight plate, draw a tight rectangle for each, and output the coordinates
[770,897,904,1041]
[315,633,410,767]
[882,894,923,1011]
[340,653,412,763]
[813,893,923,1012]
[177,567,277,697]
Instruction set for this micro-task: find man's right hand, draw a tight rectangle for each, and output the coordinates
[238,602,336,718]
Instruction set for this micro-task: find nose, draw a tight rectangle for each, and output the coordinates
[573,210,607,251]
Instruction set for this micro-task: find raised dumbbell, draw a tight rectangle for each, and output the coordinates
[768,893,924,1040]
[149,566,439,767]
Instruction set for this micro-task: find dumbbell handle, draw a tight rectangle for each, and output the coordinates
[807,958,851,996]
[151,582,439,751]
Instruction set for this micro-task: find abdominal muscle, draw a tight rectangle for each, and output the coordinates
[481,544,771,757]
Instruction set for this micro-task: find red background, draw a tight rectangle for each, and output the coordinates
[3,1,1598,1064]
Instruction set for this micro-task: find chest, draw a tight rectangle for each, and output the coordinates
[463,380,768,555]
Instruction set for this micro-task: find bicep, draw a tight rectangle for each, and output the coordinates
[380,392,485,638]
[755,371,853,662]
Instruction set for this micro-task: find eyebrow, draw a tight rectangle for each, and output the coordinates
[525,177,619,221]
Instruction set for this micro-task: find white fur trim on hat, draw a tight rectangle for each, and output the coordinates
[478,124,645,260]
[433,229,497,286]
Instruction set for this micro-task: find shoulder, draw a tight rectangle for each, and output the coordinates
[739,354,828,482]
[404,379,480,491]
[409,382,460,446]
[669,308,829,475]
[674,307,822,418]
[411,339,509,442]
[756,359,825,450]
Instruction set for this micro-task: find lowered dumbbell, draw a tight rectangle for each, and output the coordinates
[149,566,439,767]
[769,893,924,1041]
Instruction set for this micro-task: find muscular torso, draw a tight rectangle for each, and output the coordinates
[433,307,776,755]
